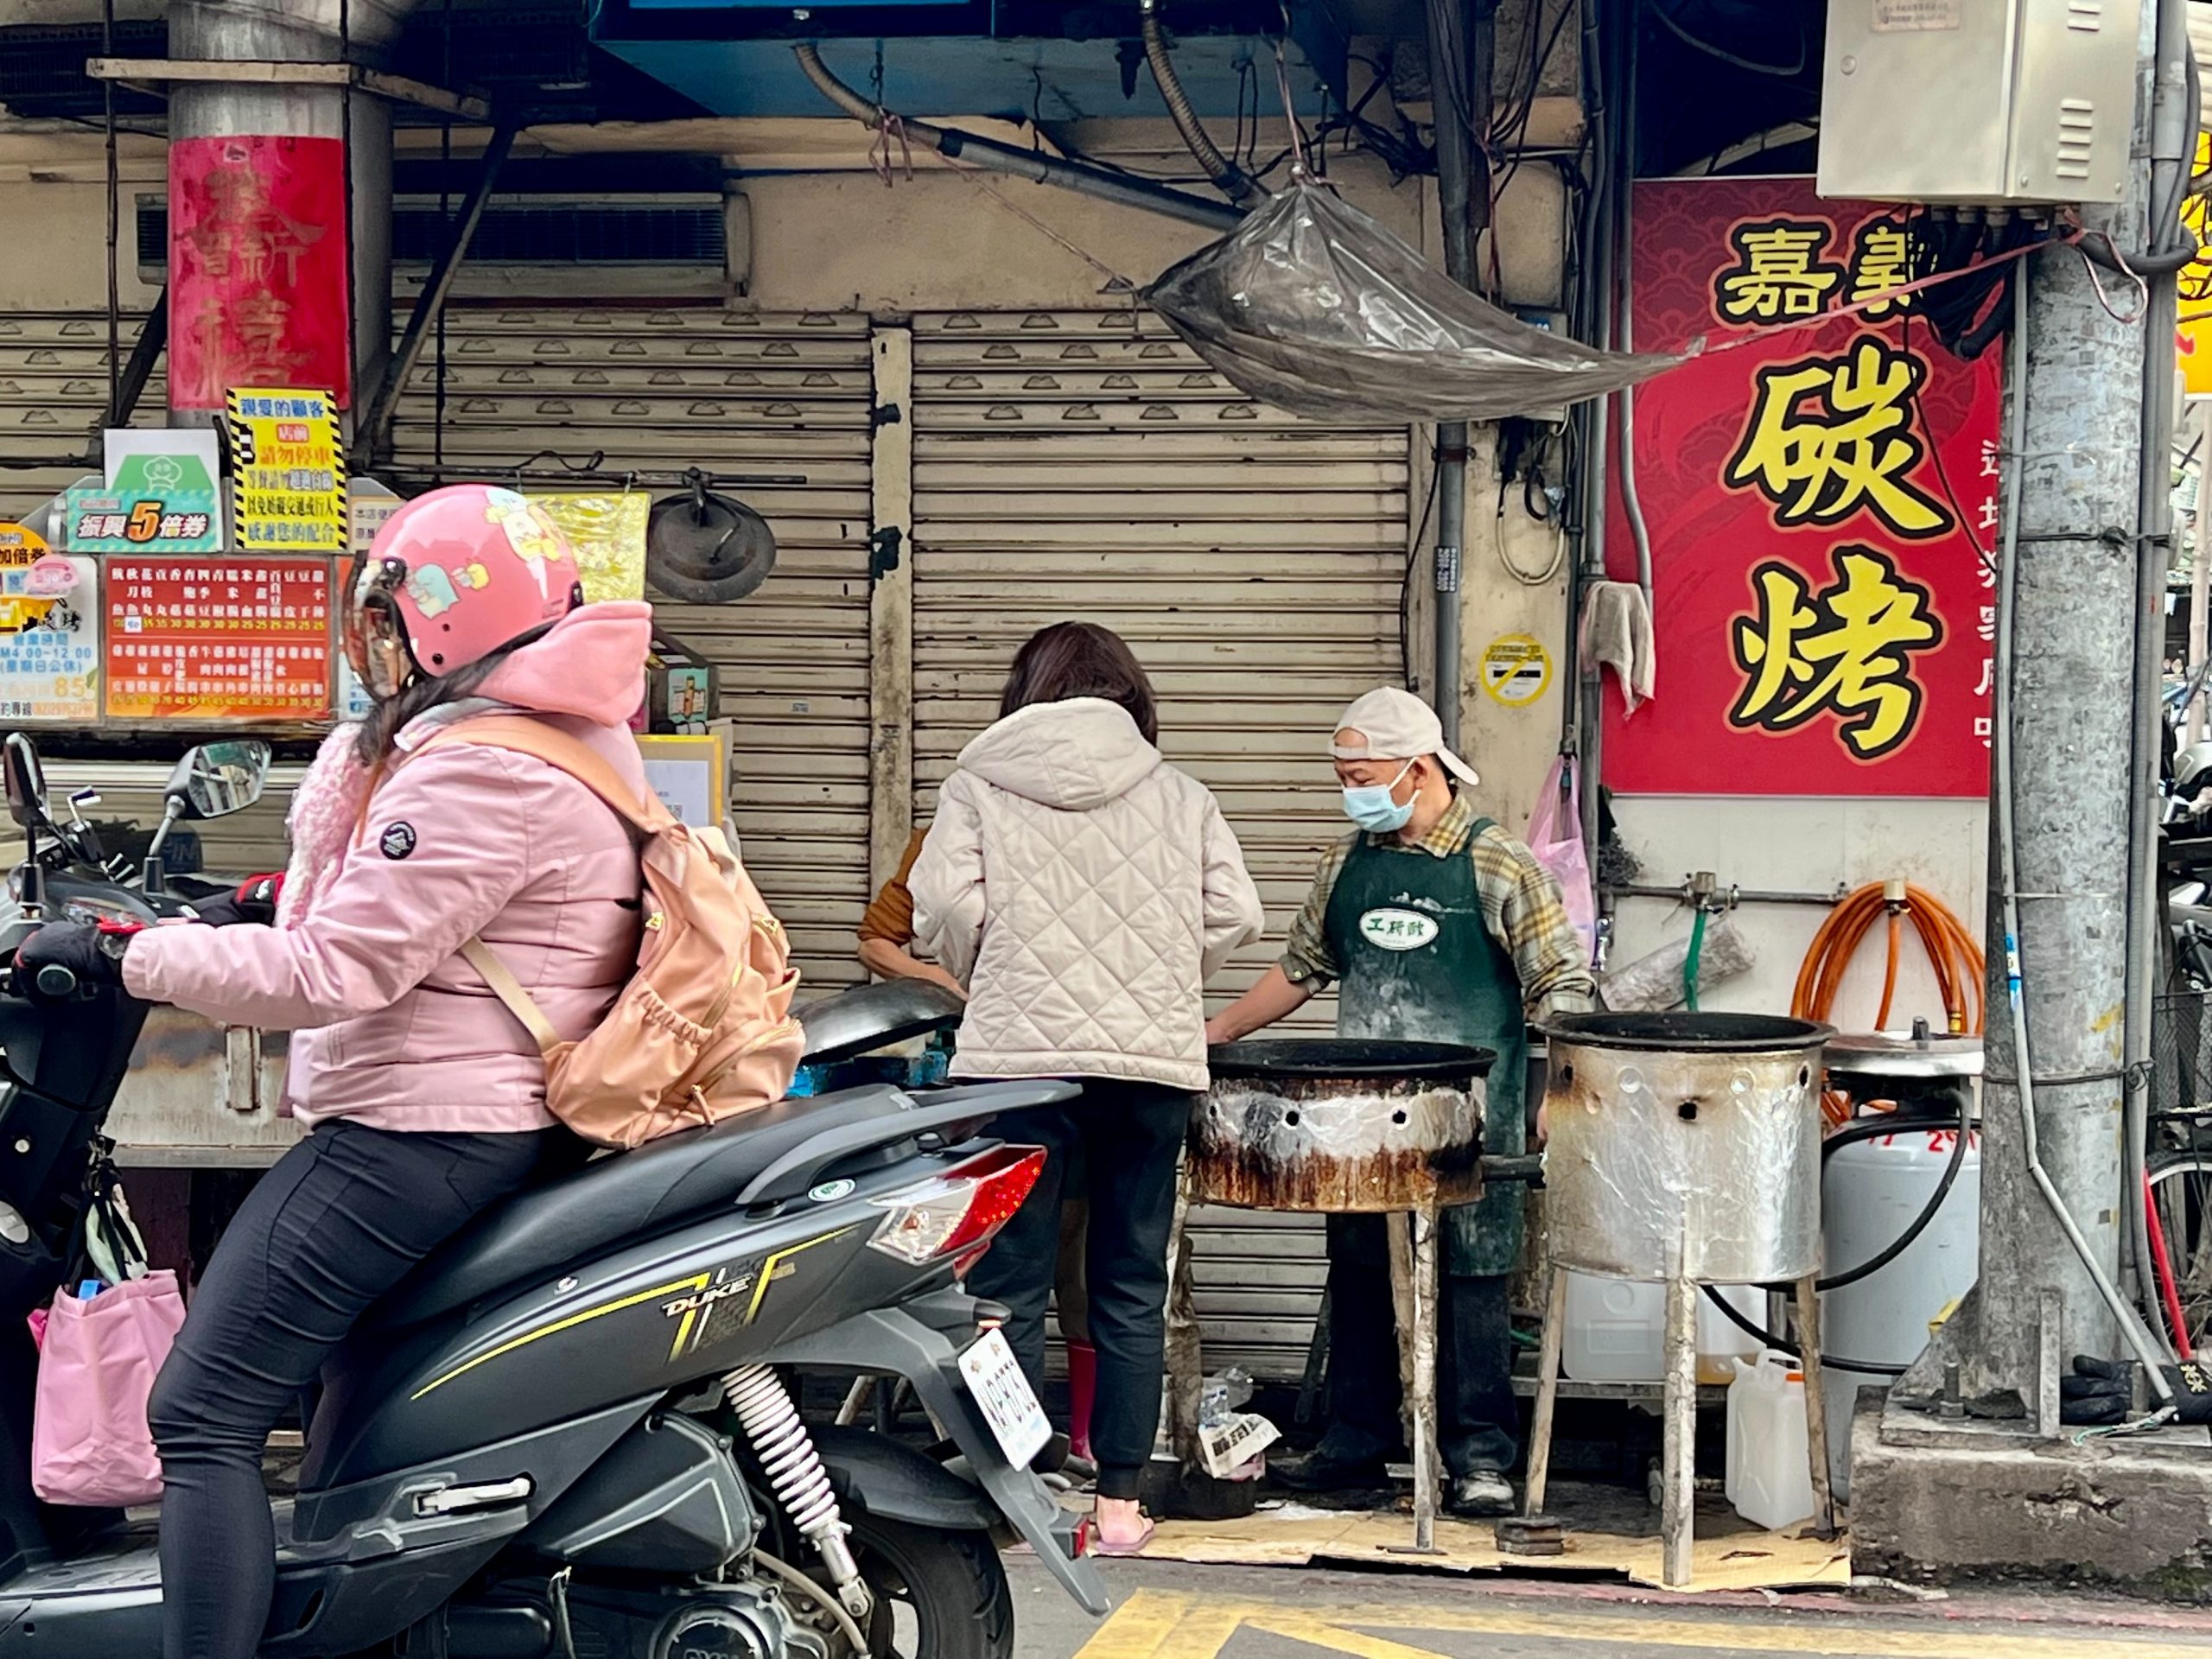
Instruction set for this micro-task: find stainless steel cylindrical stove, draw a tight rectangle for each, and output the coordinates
[1542,1011,1834,1284]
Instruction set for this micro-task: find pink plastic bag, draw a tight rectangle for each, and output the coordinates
[30,1272,185,1507]
[1526,756,1598,964]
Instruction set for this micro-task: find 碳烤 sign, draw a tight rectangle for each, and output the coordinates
[1602,177,1999,798]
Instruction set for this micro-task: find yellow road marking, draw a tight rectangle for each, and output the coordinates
[1246,1613,1449,1659]
[1071,1593,2211,1659]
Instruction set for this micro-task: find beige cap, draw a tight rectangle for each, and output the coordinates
[1330,687,1479,786]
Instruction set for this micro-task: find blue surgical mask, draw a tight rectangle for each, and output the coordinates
[1341,760,1417,833]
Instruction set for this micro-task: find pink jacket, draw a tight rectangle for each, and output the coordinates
[124,604,652,1135]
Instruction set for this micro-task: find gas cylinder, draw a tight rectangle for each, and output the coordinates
[1817,1124,1980,1499]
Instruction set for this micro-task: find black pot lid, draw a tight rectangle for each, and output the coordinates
[798,980,963,1066]
[1543,1011,1834,1053]
[1208,1038,1496,1084]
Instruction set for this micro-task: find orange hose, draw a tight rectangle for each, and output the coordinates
[1792,882,1985,1131]
[1875,910,1902,1031]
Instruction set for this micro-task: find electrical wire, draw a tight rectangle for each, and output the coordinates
[1401,461,1443,689]
[101,0,118,432]
[1700,1289,1904,1376]
[1650,2,1807,78]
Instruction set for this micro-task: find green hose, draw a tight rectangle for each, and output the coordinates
[1684,908,1707,1012]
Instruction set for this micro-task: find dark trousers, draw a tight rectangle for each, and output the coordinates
[964,1083,1190,1502]
[1317,1213,1519,1477]
[148,1119,554,1659]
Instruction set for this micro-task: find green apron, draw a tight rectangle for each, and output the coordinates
[1322,822,1527,1279]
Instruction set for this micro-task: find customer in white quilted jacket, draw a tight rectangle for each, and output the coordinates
[912,620,1264,1554]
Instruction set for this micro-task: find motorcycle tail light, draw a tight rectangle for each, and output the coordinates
[867,1146,1047,1267]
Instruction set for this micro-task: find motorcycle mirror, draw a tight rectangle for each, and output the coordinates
[3,734,48,830]
[165,740,272,822]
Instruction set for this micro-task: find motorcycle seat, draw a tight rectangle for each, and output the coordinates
[369,1084,914,1330]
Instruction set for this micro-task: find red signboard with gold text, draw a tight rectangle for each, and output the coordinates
[1603,178,1999,798]
[105,557,333,721]
[168,135,352,410]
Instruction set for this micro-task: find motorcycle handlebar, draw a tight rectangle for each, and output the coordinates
[31,963,76,1000]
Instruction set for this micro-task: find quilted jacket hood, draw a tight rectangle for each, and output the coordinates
[955,698,1161,811]
[910,700,1266,1094]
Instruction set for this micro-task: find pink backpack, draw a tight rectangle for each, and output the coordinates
[417,717,805,1149]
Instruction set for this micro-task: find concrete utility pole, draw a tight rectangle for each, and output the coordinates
[168,0,417,425]
[1906,2,2161,1420]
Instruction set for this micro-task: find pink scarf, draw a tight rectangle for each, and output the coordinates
[274,701,508,930]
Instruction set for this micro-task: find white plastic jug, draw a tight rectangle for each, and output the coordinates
[1725,1350,1815,1531]
[1560,1274,1763,1383]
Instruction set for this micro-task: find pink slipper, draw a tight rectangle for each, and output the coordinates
[1092,1517,1156,1558]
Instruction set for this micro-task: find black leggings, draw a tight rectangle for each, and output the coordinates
[148,1119,556,1659]
[964,1084,1191,1501]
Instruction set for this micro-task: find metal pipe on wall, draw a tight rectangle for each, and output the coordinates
[792,45,1244,233]
[1423,0,1495,748]
[2193,399,2212,746]
[1573,0,1618,866]
[1138,0,1268,208]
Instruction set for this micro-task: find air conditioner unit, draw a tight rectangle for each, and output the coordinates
[136,193,732,284]
[1816,0,2142,206]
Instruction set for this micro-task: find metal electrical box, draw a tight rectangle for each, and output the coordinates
[1816,0,2142,206]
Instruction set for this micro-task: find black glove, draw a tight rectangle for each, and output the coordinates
[2060,1353,2212,1426]
[187,873,283,929]
[2169,1358,2212,1424]
[15,921,132,1000]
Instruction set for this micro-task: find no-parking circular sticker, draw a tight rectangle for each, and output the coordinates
[1479,632,1553,707]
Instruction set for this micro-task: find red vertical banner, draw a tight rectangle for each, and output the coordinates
[168,135,352,410]
[1602,178,1999,798]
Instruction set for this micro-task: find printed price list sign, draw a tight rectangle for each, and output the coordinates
[105,556,333,721]
[0,524,99,721]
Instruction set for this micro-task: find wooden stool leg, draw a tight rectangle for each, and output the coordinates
[1522,1263,1569,1516]
[1662,1276,1698,1591]
[1796,1273,1836,1534]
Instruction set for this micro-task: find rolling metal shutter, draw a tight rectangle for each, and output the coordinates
[386,304,877,994]
[0,313,155,530]
[908,308,1412,1379]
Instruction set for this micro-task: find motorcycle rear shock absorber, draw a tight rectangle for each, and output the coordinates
[722,1363,874,1622]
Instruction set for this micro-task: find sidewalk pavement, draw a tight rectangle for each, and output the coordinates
[1007,1557,2212,1659]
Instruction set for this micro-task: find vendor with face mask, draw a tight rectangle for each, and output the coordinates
[1205,687,1595,1516]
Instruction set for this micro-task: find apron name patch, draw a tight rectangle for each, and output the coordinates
[1357,906,1440,951]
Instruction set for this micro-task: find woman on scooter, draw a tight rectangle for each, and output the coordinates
[17,484,654,1659]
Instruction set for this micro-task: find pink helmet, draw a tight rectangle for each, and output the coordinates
[344,484,584,698]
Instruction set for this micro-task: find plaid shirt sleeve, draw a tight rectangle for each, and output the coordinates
[1470,824,1599,1022]
[1279,838,1356,989]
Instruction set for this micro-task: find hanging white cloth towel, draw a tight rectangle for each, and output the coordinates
[1580,580,1656,716]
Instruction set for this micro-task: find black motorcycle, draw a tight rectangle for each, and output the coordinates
[0,734,1106,1656]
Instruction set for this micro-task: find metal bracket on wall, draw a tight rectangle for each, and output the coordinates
[83,58,492,123]
[356,124,519,467]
